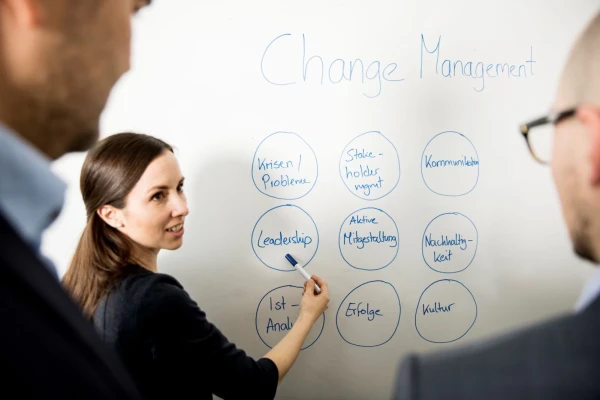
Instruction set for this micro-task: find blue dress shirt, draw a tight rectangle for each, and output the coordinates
[0,122,66,277]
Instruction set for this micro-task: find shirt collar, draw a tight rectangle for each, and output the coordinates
[575,268,600,312]
[0,122,66,251]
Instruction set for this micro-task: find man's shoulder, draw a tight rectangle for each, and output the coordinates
[0,213,143,399]
[395,310,600,399]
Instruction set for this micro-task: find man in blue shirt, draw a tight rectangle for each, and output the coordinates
[0,1,151,398]
[394,12,600,400]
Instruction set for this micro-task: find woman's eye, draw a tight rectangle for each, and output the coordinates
[177,183,184,192]
[151,192,164,201]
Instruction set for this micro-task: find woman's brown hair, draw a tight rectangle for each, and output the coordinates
[62,132,173,319]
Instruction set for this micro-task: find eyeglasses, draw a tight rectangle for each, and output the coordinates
[519,108,576,165]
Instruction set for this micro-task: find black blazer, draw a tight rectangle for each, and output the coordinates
[0,213,143,399]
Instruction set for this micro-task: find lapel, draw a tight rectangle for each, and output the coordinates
[0,212,141,398]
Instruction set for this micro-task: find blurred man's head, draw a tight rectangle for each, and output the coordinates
[552,13,600,263]
[0,0,150,159]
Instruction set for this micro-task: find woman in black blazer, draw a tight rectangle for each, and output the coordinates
[63,132,330,400]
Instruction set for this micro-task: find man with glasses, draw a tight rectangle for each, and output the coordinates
[394,12,600,400]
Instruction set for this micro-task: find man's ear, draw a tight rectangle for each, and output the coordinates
[97,205,124,229]
[0,0,43,27]
[579,105,600,186]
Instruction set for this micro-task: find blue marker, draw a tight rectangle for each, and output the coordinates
[285,253,321,293]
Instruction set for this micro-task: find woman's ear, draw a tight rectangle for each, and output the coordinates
[97,205,124,229]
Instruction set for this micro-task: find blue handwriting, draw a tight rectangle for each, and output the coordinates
[345,302,383,322]
[266,316,294,333]
[424,233,471,251]
[420,34,536,92]
[343,230,397,249]
[257,230,313,248]
[261,33,405,98]
[424,155,479,169]
[422,302,455,315]
[349,215,379,225]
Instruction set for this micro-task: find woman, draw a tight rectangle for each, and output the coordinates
[62,132,330,400]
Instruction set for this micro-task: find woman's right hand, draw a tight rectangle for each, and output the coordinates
[299,275,330,323]
[263,275,330,383]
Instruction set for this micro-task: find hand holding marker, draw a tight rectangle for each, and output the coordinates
[285,253,321,293]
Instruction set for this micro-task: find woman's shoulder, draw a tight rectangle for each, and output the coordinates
[116,265,187,304]
[97,265,205,346]
[115,265,198,322]
[118,264,183,292]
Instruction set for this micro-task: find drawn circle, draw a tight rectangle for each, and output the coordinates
[256,285,325,350]
[252,132,318,200]
[251,204,319,272]
[415,279,477,343]
[339,131,400,201]
[336,281,401,347]
[338,207,399,271]
[421,131,479,196]
[422,212,478,273]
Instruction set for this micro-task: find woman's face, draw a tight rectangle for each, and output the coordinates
[119,150,189,252]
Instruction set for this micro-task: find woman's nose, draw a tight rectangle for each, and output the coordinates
[172,194,189,217]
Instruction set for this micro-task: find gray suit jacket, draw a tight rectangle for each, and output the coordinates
[394,295,600,399]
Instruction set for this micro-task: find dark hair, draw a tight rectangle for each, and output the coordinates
[62,132,173,319]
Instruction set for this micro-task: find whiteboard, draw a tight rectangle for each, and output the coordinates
[44,1,600,399]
